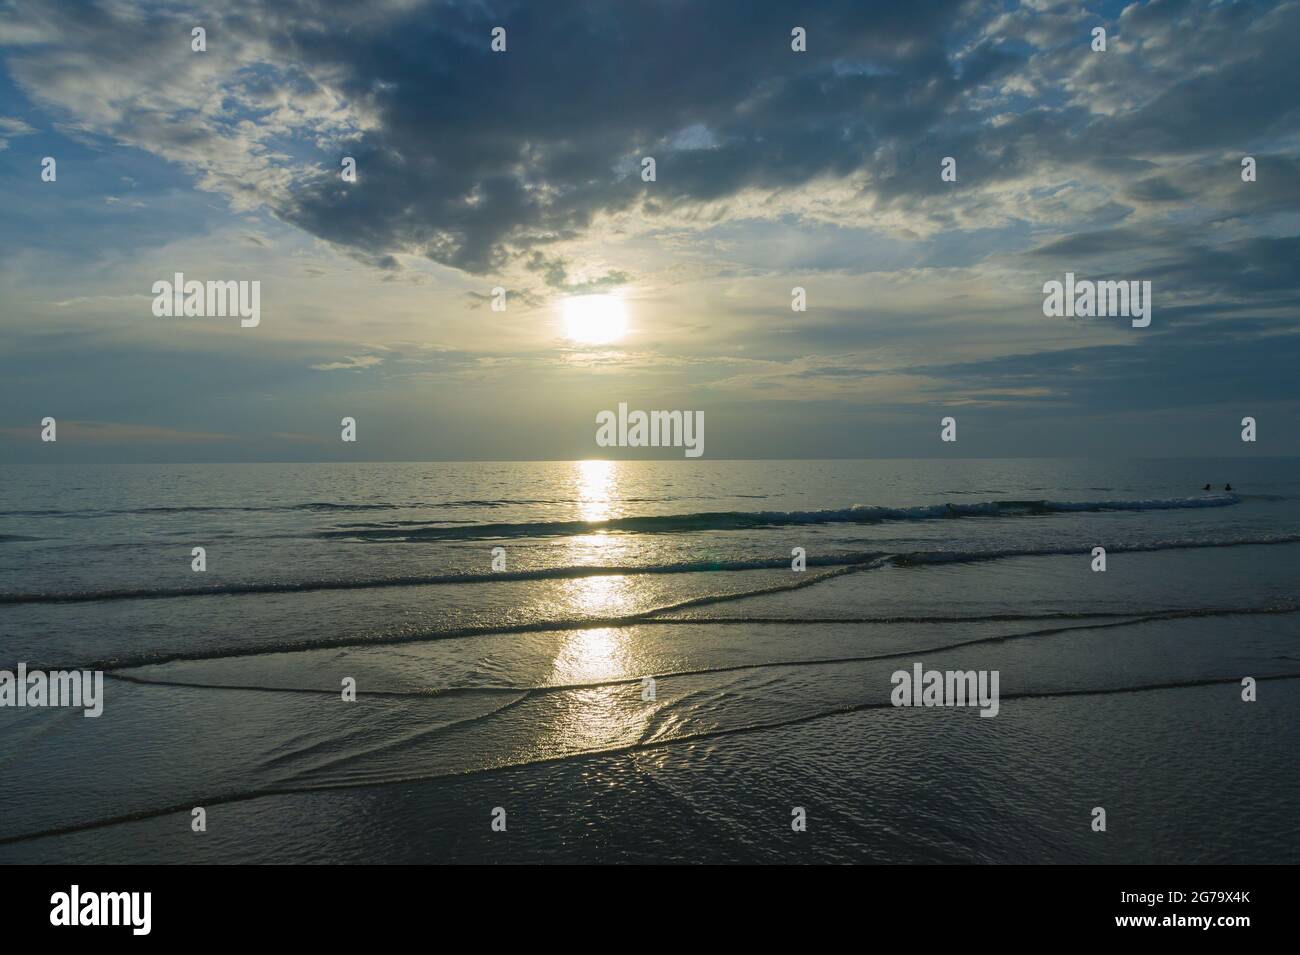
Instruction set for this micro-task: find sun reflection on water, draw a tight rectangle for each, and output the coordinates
[561,573,637,617]
[549,627,628,684]
[538,627,649,753]
[527,460,654,753]
[575,459,618,524]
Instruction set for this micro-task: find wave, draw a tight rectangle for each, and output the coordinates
[0,501,542,517]
[0,554,882,605]
[30,586,1300,673]
[6,530,1299,607]
[26,565,863,671]
[0,494,774,520]
[105,606,1300,698]
[4,670,1299,848]
[323,494,1243,541]
[888,533,1300,567]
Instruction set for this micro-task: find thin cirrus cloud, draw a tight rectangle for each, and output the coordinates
[0,420,234,444]
[310,354,386,372]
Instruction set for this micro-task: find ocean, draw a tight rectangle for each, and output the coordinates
[2,458,1298,863]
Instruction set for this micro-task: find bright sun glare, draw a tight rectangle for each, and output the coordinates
[562,294,628,344]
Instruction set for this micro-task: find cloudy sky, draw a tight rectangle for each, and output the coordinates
[1,0,1297,462]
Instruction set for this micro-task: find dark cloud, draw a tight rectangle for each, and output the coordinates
[264,0,975,270]
[1027,227,1156,259]
[6,0,1298,282]
[907,315,1300,415]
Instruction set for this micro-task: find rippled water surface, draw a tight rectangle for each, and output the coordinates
[2,458,1298,862]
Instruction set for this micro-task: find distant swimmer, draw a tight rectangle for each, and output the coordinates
[1203,483,1211,491]
[1225,483,1233,492]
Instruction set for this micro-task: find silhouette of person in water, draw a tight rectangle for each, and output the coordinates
[1225,483,1233,492]
[1203,483,1212,491]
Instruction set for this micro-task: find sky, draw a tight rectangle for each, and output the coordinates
[1,0,1298,462]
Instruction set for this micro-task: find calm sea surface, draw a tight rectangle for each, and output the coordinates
[2,458,1298,862]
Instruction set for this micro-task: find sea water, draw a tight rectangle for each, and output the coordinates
[1,458,1297,862]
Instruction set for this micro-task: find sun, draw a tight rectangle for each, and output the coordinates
[562,294,628,344]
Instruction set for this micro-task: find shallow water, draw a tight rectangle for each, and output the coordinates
[2,458,1298,862]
